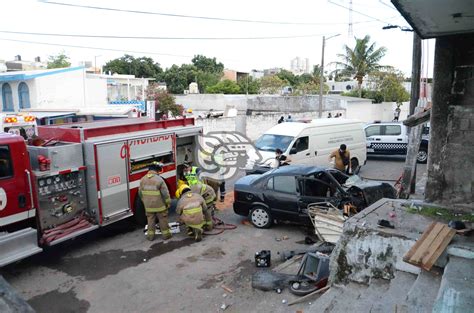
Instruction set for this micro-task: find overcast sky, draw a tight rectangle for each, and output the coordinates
[0,0,434,77]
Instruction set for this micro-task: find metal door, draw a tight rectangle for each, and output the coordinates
[95,141,130,223]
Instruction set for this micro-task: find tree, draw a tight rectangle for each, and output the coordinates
[146,83,183,117]
[259,76,288,94]
[103,54,163,78]
[191,55,224,74]
[295,81,329,95]
[237,76,260,94]
[47,52,71,69]
[312,64,322,78]
[371,70,410,104]
[334,35,388,95]
[161,64,197,94]
[191,55,224,93]
[277,69,298,87]
[206,79,241,94]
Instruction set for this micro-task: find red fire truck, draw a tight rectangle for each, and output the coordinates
[0,117,202,266]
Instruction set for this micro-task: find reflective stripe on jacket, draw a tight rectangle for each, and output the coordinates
[190,183,216,205]
[139,171,171,213]
[184,167,200,186]
[176,191,206,228]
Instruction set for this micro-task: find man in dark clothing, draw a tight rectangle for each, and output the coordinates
[277,116,284,124]
[275,148,291,167]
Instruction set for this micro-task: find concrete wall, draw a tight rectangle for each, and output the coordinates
[196,111,322,141]
[346,101,409,122]
[425,34,474,207]
[85,76,108,107]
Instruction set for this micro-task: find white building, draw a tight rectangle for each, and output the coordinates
[0,67,156,115]
[290,57,310,75]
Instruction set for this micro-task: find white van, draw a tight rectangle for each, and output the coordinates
[252,119,367,171]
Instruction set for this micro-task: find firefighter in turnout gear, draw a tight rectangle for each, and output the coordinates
[139,162,172,241]
[190,183,215,231]
[175,184,206,242]
[183,162,201,186]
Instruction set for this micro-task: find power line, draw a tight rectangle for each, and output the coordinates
[0,37,194,58]
[0,30,330,40]
[39,0,378,26]
[327,0,394,24]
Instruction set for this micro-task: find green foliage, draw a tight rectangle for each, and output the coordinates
[342,89,384,103]
[334,35,388,89]
[103,54,163,78]
[47,52,71,69]
[294,81,329,95]
[196,71,221,93]
[192,55,224,73]
[259,75,288,94]
[406,205,474,222]
[161,64,197,94]
[371,70,410,104]
[276,69,299,87]
[146,84,183,117]
[237,76,260,94]
[206,79,241,94]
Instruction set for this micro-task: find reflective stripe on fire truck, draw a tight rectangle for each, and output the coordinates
[98,170,176,199]
[0,209,36,226]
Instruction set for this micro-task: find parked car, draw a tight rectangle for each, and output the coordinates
[248,119,367,172]
[364,121,430,163]
[233,165,396,228]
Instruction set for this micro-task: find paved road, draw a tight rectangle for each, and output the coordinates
[0,155,428,313]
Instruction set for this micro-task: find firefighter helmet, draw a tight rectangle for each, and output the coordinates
[175,183,191,198]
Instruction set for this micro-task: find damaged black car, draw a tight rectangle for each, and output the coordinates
[233,165,396,228]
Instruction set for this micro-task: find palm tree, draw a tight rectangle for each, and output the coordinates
[334,35,388,96]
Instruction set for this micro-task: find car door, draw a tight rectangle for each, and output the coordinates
[262,174,299,220]
[288,136,311,164]
[364,124,383,153]
[297,174,340,214]
[382,124,407,154]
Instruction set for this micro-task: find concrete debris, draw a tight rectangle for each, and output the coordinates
[220,303,228,310]
[221,285,233,293]
[251,271,298,291]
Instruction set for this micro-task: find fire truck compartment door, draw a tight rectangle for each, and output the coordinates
[95,141,131,223]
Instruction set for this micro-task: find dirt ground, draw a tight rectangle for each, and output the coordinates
[1,194,317,313]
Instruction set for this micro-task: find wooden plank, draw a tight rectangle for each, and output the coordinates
[403,222,437,262]
[403,109,431,127]
[410,223,445,264]
[421,227,456,271]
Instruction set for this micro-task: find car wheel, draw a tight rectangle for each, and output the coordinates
[350,158,359,174]
[417,148,428,163]
[250,206,273,229]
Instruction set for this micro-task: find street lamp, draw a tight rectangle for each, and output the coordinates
[319,34,340,118]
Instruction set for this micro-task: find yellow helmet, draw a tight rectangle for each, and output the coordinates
[175,183,190,198]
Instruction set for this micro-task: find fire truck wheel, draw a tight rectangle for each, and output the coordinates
[134,196,147,226]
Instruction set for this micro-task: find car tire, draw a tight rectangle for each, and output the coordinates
[350,158,359,174]
[134,196,147,226]
[249,206,273,229]
[417,147,428,163]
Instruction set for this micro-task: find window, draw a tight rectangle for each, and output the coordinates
[0,145,13,178]
[365,125,382,137]
[300,178,333,197]
[384,125,401,135]
[2,83,13,112]
[18,82,30,109]
[255,134,294,152]
[273,175,296,194]
[292,136,309,153]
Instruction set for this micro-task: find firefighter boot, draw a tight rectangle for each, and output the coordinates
[187,227,194,237]
[147,231,155,241]
[194,228,203,242]
[162,230,172,240]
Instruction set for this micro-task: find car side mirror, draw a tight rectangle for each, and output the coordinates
[290,147,297,155]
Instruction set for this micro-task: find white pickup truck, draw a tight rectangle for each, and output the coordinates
[364,122,430,163]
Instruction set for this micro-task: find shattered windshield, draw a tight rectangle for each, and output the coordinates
[254,134,294,152]
[343,175,363,187]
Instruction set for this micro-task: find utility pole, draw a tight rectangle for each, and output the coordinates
[319,34,340,118]
[318,36,326,118]
[410,33,422,116]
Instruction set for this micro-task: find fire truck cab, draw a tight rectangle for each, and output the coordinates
[0,117,201,267]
